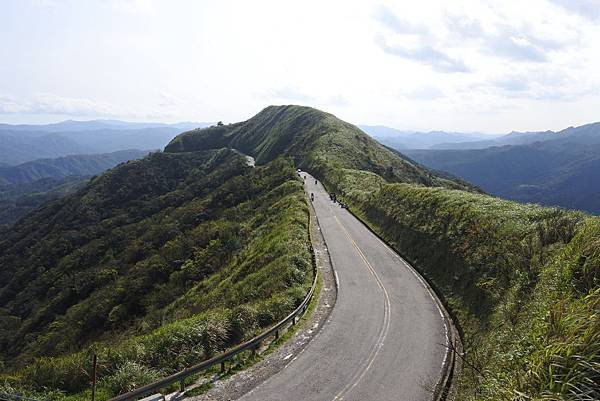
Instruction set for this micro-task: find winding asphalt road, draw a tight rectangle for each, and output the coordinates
[239,173,448,401]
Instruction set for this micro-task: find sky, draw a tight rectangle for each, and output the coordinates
[1,0,599,133]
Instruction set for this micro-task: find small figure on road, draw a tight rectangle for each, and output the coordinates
[311,193,315,202]
[315,179,318,185]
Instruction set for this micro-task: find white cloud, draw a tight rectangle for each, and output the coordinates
[375,35,469,73]
[1,0,600,132]
[0,93,123,116]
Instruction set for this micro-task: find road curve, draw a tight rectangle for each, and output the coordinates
[239,173,448,401]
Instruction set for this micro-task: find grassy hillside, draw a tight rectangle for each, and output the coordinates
[0,148,313,399]
[321,168,599,400]
[164,105,599,398]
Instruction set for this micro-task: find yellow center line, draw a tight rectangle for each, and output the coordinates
[330,214,392,401]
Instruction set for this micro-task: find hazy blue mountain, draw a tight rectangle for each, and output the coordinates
[430,122,600,150]
[0,119,211,133]
[404,140,600,214]
[0,149,149,185]
[360,125,501,149]
[0,131,93,165]
[0,120,212,165]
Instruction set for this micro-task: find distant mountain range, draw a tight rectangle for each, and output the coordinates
[360,125,502,149]
[0,119,211,165]
[0,149,149,226]
[0,149,149,185]
[402,122,600,214]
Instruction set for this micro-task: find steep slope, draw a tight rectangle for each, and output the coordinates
[2,105,596,401]
[405,142,600,214]
[167,105,597,400]
[165,105,474,191]
[0,148,313,399]
[315,148,599,399]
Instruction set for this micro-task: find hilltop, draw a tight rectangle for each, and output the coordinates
[165,105,474,191]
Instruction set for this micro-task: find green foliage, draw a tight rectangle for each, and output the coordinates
[5,104,596,401]
[0,149,312,399]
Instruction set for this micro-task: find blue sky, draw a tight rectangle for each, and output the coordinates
[1,0,599,132]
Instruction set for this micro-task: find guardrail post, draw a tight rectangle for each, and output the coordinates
[91,353,97,401]
[180,379,185,392]
[220,361,226,373]
[275,329,279,340]
[292,316,296,326]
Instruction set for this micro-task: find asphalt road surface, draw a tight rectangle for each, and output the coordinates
[239,172,448,401]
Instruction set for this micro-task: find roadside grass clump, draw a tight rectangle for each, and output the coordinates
[102,361,161,396]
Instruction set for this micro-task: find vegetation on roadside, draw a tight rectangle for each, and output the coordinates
[0,149,313,399]
[323,171,599,400]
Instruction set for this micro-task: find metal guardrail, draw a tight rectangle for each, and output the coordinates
[108,220,319,401]
[0,393,44,401]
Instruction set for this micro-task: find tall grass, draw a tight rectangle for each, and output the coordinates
[320,167,598,400]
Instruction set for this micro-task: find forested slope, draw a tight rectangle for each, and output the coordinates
[0,148,313,399]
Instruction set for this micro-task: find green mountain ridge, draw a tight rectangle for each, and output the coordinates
[165,105,475,191]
